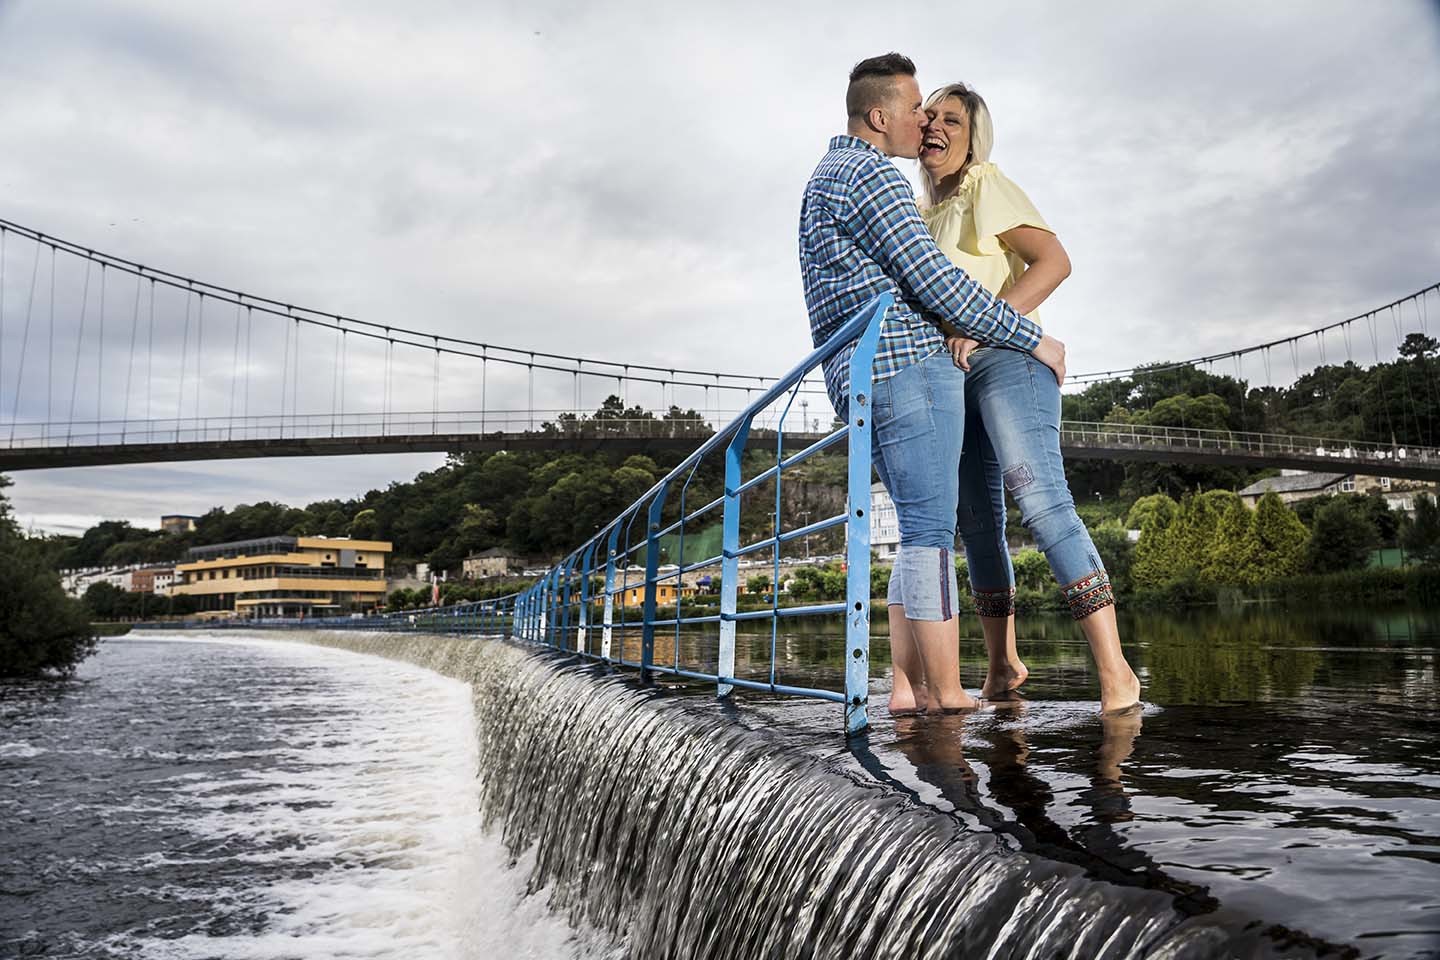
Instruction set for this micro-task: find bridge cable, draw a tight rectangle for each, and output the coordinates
[432,341,440,434]
[6,238,40,442]
[291,316,301,435]
[383,334,394,434]
[96,265,106,430]
[1392,304,1427,445]
[47,244,56,433]
[0,216,793,390]
[145,280,156,424]
[242,305,253,422]
[478,344,484,434]
[122,270,141,442]
[1,228,6,416]
[195,293,207,424]
[228,299,243,439]
[1415,294,1437,445]
[330,322,342,434]
[340,327,348,431]
[278,311,291,436]
[67,262,93,442]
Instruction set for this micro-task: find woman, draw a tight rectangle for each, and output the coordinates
[897,82,1140,713]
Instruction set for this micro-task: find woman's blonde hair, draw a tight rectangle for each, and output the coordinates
[920,82,994,208]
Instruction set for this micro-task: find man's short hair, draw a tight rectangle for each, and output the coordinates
[846,53,917,120]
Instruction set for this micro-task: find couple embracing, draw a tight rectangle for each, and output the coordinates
[799,53,1141,715]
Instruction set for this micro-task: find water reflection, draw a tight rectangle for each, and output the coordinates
[853,705,1219,916]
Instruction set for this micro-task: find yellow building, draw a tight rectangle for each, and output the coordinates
[611,582,695,607]
[168,535,392,619]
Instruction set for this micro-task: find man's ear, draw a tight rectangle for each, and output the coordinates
[867,105,887,134]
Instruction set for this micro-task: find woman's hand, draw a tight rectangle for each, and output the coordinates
[947,336,980,371]
[1033,334,1067,386]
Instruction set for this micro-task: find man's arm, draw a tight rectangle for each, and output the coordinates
[843,158,1041,352]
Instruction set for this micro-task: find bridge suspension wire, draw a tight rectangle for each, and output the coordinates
[67,261,93,442]
[145,279,156,424]
[6,237,40,441]
[242,305,253,421]
[47,244,56,433]
[1066,279,1440,385]
[122,270,141,442]
[0,216,822,399]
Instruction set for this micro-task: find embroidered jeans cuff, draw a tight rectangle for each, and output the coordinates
[972,587,1016,619]
[1064,572,1115,620]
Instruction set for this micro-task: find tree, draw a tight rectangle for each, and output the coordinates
[1400,493,1440,565]
[1251,493,1308,580]
[746,574,772,598]
[1307,497,1379,573]
[1089,521,1134,595]
[0,476,96,678]
[1201,492,1256,585]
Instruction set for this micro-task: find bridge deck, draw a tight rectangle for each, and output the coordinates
[3,424,1438,481]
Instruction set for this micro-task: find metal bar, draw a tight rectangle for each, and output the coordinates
[717,417,751,698]
[577,542,596,653]
[601,523,620,659]
[734,512,846,557]
[842,296,886,735]
[641,480,670,682]
[726,603,847,621]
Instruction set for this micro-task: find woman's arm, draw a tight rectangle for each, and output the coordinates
[995,225,1071,315]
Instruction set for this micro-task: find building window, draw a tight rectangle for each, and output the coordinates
[1381,477,1391,490]
[1340,478,1355,493]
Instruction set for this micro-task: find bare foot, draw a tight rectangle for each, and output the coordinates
[981,660,1029,700]
[889,684,931,716]
[933,690,984,713]
[1099,668,1142,714]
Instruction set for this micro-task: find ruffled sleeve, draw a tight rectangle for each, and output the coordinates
[964,163,1052,257]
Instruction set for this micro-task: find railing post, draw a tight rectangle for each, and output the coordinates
[843,296,887,736]
[717,421,752,697]
[578,542,597,653]
[641,481,671,682]
[602,524,621,660]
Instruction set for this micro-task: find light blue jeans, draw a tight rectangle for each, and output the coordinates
[870,352,964,621]
[956,347,1115,620]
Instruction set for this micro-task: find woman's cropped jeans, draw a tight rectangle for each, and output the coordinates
[869,352,965,621]
[956,347,1114,621]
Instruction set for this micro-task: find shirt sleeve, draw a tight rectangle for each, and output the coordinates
[843,157,1041,352]
[972,165,1052,257]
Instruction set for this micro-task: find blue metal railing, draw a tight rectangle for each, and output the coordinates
[153,295,889,733]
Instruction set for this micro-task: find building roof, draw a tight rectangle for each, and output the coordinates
[465,547,520,560]
[1237,472,1349,497]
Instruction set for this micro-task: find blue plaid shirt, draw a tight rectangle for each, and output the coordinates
[799,135,1042,412]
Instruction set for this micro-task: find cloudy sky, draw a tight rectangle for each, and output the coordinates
[1,0,1438,534]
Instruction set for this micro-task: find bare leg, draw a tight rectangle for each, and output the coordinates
[911,617,981,711]
[888,604,929,715]
[978,613,1028,698]
[1076,604,1141,713]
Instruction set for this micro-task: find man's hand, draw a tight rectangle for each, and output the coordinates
[946,336,980,371]
[1033,334,1067,386]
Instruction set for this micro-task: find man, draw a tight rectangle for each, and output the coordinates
[798,52,1067,713]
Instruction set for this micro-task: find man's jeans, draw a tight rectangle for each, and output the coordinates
[870,352,964,621]
[956,347,1115,621]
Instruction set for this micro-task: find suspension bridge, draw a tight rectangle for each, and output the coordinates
[1,217,1437,479]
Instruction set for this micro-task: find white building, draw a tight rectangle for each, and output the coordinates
[870,482,899,560]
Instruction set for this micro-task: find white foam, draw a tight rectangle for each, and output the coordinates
[116,631,619,960]
[0,741,46,758]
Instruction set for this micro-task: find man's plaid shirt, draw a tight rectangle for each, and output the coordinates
[799,135,1042,413]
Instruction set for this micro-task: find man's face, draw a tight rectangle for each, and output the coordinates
[885,75,927,159]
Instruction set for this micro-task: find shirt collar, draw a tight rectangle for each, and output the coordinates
[829,134,886,156]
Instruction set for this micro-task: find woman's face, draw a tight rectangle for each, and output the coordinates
[920,96,971,181]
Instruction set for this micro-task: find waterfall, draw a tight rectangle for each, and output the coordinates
[289,631,1309,960]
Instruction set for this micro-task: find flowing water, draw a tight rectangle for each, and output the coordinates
[2,604,1437,958]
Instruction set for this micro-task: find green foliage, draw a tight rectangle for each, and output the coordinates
[1401,493,1440,565]
[1307,497,1380,573]
[1134,491,1307,588]
[1251,492,1308,580]
[1089,520,1135,595]
[1126,494,1178,533]
[746,574,772,597]
[0,476,97,678]
[1011,549,1051,593]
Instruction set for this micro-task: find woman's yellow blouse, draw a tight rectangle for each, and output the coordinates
[921,161,1052,324]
